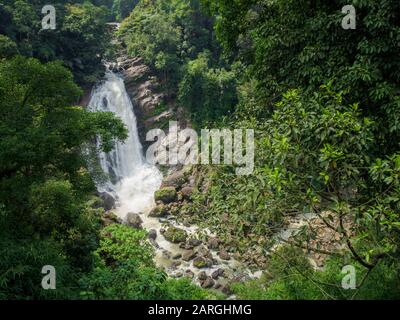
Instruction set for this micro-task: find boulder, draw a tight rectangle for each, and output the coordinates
[126,213,143,229]
[188,238,202,247]
[197,245,213,260]
[99,192,116,211]
[221,285,232,295]
[207,237,221,250]
[182,250,196,262]
[154,187,177,204]
[148,229,157,240]
[201,277,215,289]
[181,186,194,200]
[172,253,182,260]
[193,257,208,269]
[101,211,120,226]
[171,261,182,269]
[185,270,195,279]
[219,249,231,261]
[197,271,207,281]
[164,226,188,244]
[212,268,225,280]
[149,204,169,218]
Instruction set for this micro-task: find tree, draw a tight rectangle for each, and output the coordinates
[0,56,127,298]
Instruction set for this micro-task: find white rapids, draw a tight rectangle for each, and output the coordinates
[88,71,163,215]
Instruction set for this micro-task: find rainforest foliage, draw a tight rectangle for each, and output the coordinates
[1,0,400,300]
[0,0,210,300]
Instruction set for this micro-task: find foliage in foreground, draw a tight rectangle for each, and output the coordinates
[80,224,213,300]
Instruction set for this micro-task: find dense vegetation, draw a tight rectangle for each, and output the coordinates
[190,0,400,299]
[118,0,400,299]
[1,0,399,300]
[0,0,210,300]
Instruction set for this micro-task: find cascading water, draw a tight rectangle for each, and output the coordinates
[88,69,261,291]
[88,71,162,217]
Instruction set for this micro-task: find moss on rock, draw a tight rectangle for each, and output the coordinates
[155,187,177,204]
[164,226,187,243]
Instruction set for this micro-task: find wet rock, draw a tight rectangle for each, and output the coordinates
[207,237,221,250]
[160,228,166,234]
[219,249,231,261]
[173,272,183,278]
[181,187,194,200]
[185,270,194,279]
[148,229,157,240]
[188,238,202,247]
[193,257,208,269]
[182,250,196,262]
[164,226,188,244]
[155,187,177,204]
[201,277,215,289]
[212,268,225,280]
[99,192,116,211]
[198,271,207,281]
[126,213,143,229]
[172,253,182,260]
[171,261,182,269]
[149,204,169,218]
[197,245,213,260]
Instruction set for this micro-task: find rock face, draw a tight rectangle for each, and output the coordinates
[118,55,171,149]
[99,192,116,211]
[126,213,143,229]
[155,187,177,204]
[164,226,188,243]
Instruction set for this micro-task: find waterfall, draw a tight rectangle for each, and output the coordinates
[88,71,162,217]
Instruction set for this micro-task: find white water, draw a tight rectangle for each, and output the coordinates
[88,70,262,290]
[88,71,163,216]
